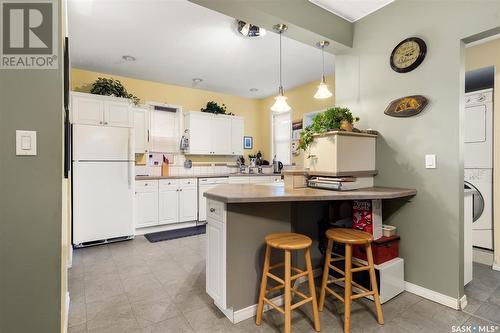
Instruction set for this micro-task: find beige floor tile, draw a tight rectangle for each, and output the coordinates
[131,297,182,328]
[69,300,87,328]
[143,315,195,333]
[86,295,138,332]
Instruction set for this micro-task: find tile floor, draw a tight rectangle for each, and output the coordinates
[68,235,500,332]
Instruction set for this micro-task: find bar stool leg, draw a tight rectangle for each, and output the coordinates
[256,245,271,325]
[305,247,321,331]
[318,238,333,311]
[344,244,352,333]
[284,250,292,333]
[366,243,384,325]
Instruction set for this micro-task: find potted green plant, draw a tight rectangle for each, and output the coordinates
[298,107,359,152]
[201,101,235,115]
[90,77,140,105]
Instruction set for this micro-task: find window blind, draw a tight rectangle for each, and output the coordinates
[272,111,291,165]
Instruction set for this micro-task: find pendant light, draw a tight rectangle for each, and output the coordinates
[314,40,333,99]
[271,24,291,113]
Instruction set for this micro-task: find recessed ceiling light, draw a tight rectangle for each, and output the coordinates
[122,55,136,62]
[192,78,203,84]
[249,88,259,92]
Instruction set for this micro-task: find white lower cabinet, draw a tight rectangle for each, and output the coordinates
[229,175,282,184]
[135,178,198,229]
[206,199,226,308]
[135,181,159,228]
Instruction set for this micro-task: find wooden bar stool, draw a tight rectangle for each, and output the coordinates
[256,232,320,333]
[318,228,384,333]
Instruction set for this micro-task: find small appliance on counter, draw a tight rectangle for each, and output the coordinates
[272,155,283,174]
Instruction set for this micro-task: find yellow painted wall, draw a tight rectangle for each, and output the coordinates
[259,75,336,166]
[71,68,263,163]
[465,39,500,267]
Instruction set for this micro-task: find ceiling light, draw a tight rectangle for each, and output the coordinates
[271,24,291,113]
[314,40,333,99]
[249,88,259,92]
[236,20,266,37]
[192,78,203,86]
[122,55,136,62]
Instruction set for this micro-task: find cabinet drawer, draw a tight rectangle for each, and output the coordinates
[159,179,179,189]
[136,180,158,189]
[207,200,225,221]
[179,178,197,188]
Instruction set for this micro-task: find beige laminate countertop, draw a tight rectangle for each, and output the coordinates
[135,173,282,180]
[204,184,417,203]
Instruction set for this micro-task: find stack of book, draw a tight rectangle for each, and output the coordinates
[307,176,374,191]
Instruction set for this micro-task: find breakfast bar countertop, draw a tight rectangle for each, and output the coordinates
[135,173,282,180]
[204,184,417,203]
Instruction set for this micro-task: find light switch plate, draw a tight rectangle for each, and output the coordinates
[16,130,37,156]
[425,154,436,169]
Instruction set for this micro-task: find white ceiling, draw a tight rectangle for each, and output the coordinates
[68,0,335,99]
[308,0,394,22]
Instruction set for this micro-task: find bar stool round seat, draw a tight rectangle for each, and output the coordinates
[265,232,312,250]
[325,228,373,245]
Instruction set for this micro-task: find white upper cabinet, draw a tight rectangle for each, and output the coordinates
[211,116,232,155]
[184,112,244,155]
[71,92,132,128]
[230,117,244,156]
[134,107,149,154]
[184,112,213,154]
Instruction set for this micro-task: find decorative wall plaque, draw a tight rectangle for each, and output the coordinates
[384,95,428,117]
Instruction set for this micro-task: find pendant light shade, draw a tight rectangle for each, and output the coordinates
[314,40,333,100]
[271,24,291,112]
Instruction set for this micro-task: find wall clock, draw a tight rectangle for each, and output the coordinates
[390,37,427,73]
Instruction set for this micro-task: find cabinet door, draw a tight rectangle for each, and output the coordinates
[105,101,132,127]
[135,188,158,228]
[206,218,225,305]
[158,188,179,225]
[179,187,198,222]
[230,118,244,155]
[72,96,104,125]
[134,108,149,154]
[186,113,212,154]
[211,116,232,155]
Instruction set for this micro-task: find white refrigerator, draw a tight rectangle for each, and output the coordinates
[72,124,135,246]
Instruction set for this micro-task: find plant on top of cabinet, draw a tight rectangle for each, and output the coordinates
[201,101,235,115]
[298,107,360,153]
[90,77,140,105]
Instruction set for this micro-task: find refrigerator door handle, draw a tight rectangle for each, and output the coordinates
[128,161,134,189]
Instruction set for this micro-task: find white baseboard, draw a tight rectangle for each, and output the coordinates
[459,295,468,310]
[64,292,70,333]
[473,247,494,266]
[493,263,500,272]
[134,221,198,235]
[404,281,463,310]
[67,247,73,269]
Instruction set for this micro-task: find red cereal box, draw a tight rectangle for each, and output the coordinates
[352,200,382,240]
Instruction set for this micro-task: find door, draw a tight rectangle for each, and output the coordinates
[135,187,159,228]
[179,187,198,222]
[134,108,149,154]
[186,113,212,154]
[73,162,134,244]
[231,118,244,155]
[105,101,132,127]
[72,95,104,125]
[211,116,231,155]
[206,218,224,305]
[158,188,179,225]
[73,125,132,161]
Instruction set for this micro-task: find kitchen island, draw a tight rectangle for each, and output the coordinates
[203,183,416,323]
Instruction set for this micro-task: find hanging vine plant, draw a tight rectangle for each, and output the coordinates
[90,77,140,105]
[298,107,359,153]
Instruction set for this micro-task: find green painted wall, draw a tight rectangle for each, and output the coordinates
[335,0,500,298]
[0,0,64,331]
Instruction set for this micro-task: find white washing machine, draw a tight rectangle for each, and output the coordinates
[464,88,494,250]
[464,169,493,249]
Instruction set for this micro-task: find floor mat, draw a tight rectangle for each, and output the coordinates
[144,225,206,243]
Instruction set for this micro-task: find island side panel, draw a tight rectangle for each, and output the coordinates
[225,202,292,311]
